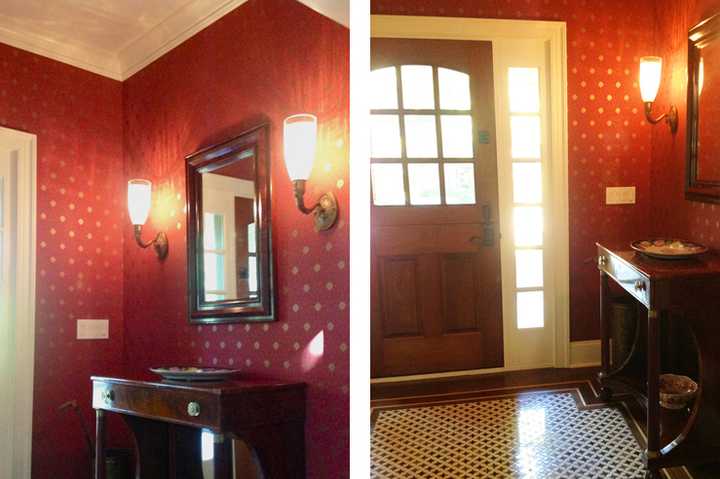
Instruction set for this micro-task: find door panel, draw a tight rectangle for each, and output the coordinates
[371,38,503,377]
[379,257,421,337]
[441,254,478,333]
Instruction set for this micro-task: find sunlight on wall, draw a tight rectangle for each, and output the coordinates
[302,330,325,372]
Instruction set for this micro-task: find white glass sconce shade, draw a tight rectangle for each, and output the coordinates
[128,179,152,225]
[639,56,662,102]
[283,114,318,181]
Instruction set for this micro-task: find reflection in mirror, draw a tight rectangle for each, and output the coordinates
[200,153,258,303]
[187,124,274,323]
[686,13,720,202]
[697,43,720,181]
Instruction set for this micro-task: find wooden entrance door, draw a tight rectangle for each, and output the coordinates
[370,39,503,377]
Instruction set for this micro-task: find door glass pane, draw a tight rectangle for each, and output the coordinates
[509,67,540,113]
[204,252,225,291]
[512,163,542,204]
[404,115,438,158]
[515,249,544,288]
[408,163,441,205]
[438,68,471,110]
[371,163,406,205]
[203,213,224,250]
[511,115,541,159]
[513,206,543,246]
[371,114,402,158]
[441,115,474,158]
[401,65,435,109]
[371,67,398,109]
[517,290,544,329]
[444,163,476,205]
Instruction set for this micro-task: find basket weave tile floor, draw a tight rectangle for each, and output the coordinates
[371,389,647,479]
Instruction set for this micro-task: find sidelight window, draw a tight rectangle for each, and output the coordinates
[508,67,545,329]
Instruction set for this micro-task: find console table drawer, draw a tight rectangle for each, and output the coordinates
[93,380,220,429]
[598,247,650,307]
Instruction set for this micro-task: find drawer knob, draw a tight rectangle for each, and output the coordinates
[598,255,607,266]
[187,401,201,417]
[101,390,114,404]
[634,280,646,292]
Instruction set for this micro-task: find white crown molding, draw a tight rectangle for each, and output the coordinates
[0,24,123,80]
[0,0,347,82]
[117,0,249,80]
[297,0,349,27]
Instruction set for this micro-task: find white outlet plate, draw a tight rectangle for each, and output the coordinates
[605,186,636,205]
[77,319,109,340]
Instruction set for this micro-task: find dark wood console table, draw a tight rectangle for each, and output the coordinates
[91,376,306,479]
[597,243,720,478]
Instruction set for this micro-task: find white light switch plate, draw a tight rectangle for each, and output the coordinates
[77,319,109,339]
[606,186,636,205]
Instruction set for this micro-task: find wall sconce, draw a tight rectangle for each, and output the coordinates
[127,179,168,259]
[283,113,338,231]
[639,56,678,133]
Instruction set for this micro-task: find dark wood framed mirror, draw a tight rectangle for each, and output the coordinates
[686,13,720,203]
[186,124,275,323]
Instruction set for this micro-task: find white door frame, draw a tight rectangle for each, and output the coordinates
[0,126,37,479]
[371,15,570,376]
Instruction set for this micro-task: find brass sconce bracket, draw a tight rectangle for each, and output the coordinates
[134,225,169,259]
[644,102,678,133]
[292,180,338,231]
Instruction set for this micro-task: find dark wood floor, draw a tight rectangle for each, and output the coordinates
[372,367,720,479]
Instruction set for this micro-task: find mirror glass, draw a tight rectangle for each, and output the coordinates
[697,42,720,181]
[200,149,258,303]
[187,124,274,323]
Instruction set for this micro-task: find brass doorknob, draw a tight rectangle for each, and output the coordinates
[187,401,201,417]
[598,255,607,266]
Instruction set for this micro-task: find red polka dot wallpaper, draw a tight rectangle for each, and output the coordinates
[122,0,349,477]
[372,0,658,341]
[0,44,125,477]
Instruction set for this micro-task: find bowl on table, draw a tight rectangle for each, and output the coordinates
[659,374,698,410]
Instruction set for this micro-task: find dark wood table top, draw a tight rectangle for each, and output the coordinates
[91,375,306,395]
[597,242,720,280]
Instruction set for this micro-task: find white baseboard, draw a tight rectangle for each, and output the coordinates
[569,340,601,368]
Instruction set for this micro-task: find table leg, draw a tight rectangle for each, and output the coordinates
[213,433,233,478]
[95,410,106,479]
[646,309,661,475]
[598,270,613,401]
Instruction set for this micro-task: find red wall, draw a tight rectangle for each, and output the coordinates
[122,1,349,477]
[0,44,125,477]
[650,0,720,244]
[372,0,657,340]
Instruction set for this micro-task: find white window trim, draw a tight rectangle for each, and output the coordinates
[0,126,37,479]
[371,15,570,370]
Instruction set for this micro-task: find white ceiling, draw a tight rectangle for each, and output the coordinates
[0,0,348,81]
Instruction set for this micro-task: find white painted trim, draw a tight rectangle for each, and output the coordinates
[117,0,249,80]
[371,15,570,370]
[0,25,123,80]
[569,340,601,368]
[0,126,36,479]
